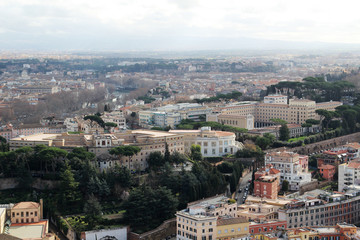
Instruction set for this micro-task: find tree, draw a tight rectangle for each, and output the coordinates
[104,122,117,128]
[38,147,68,172]
[147,151,165,171]
[124,185,178,231]
[164,142,170,163]
[59,164,81,207]
[84,115,105,127]
[190,144,202,161]
[170,151,188,165]
[255,137,271,150]
[279,124,290,141]
[282,180,289,192]
[84,194,102,228]
[109,146,141,170]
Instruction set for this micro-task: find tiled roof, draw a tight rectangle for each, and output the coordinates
[348,161,360,169]
[12,202,39,209]
[217,217,248,226]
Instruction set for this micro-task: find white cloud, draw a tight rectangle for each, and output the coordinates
[1,0,360,50]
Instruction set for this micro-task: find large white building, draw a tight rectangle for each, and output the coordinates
[170,127,243,157]
[338,161,360,192]
[138,103,211,128]
[265,149,312,191]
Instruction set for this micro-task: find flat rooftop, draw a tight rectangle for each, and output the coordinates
[132,130,181,137]
[9,221,47,239]
[10,133,60,141]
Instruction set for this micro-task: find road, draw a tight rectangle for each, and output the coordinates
[235,171,252,205]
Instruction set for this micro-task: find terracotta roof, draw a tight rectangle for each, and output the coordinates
[348,161,360,169]
[269,168,280,174]
[12,202,39,209]
[217,217,248,226]
[344,142,360,149]
[318,164,335,170]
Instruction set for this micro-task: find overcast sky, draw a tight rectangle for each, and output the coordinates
[1,0,360,51]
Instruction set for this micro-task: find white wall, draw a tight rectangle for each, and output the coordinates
[83,227,127,240]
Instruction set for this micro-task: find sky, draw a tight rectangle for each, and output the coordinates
[1,0,360,51]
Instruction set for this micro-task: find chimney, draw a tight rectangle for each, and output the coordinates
[40,199,43,219]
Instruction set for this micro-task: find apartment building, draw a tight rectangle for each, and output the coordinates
[338,161,360,192]
[265,149,311,191]
[102,110,127,130]
[214,96,342,127]
[170,127,243,157]
[139,103,211,128]
[17,85,60,94]
[278,188,360,228]
[9,130,184,172]
[176,195,247,240]
[253,166,280,200]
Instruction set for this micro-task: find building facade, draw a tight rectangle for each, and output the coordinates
[170,127,243,157]
[265,149,311,191]
[253,166,280,200]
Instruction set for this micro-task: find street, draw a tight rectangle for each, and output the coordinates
[235,171,252,205]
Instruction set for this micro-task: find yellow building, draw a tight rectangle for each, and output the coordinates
[217,114,254,130]
[176,196,240,240]
[212,97,342,127]
[216,217,249,240]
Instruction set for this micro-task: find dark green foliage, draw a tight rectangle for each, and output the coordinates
[282,180,289,191]
[170,151,188,165]
[67,147,95,161]
[137,95,156,103]
[255,137,271,150]
[84,115,105,127]
[59,164,81,207]
[306,119,320,125]
[194,91,242,103]
[104,122,118,127]
[279,124,290,141]
[123,185,178,232]
[190,144,202,161]
[164,143,170,163]
[267,77,355,102]
[147,151,165,171]
[84,194,102,228]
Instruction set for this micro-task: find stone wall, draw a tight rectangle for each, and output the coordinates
[128,218,176,240]
[0,178,59,190]
[299,180,330,195]
[267,132,360,155]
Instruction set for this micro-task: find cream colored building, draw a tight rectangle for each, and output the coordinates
[11,202,41,224]
[211,97,342,127]
[9,130,184,172]
[176,195,244,240]
[216,114,254,130]
[170,127,243,157]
